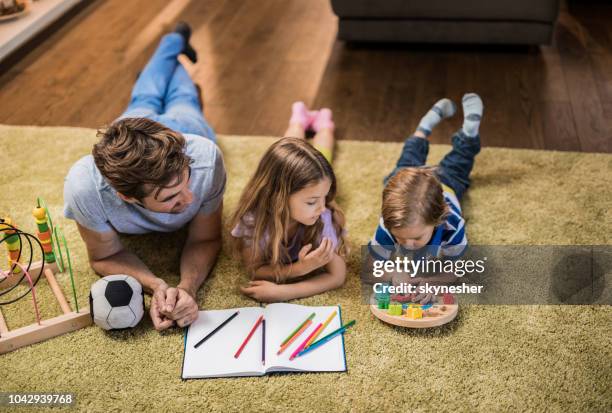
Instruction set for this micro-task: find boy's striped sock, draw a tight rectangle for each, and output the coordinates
[461,93,483,138]
[416,98,456,137]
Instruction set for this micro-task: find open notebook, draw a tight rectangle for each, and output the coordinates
[182,303,346,379]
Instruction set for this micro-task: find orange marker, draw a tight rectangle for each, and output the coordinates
[277,320,312,355]
[305,310,337,348]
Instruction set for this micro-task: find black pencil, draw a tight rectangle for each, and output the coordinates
[262,319,266,365]
[194,311,239,349]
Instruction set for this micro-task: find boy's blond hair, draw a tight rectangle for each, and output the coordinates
[382,168,449,229]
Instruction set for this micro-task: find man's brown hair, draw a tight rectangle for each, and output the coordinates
[92,118,191,201]
[382,168,449,229]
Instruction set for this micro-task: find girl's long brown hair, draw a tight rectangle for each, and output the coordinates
[230,137,347,282]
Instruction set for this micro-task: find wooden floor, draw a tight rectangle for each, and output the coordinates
[0,0,610,152]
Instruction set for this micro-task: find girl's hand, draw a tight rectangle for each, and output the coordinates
[297,238,334,275]
[240,280,288,302]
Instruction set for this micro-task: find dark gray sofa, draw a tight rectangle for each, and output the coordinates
[330,0,560,45]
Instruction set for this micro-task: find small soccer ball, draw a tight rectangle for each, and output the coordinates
[89,275,144,330]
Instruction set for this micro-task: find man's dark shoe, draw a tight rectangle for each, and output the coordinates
[174,21,197,63]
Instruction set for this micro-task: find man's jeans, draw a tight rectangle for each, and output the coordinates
[385,131,481,200]
[118,33,216,142]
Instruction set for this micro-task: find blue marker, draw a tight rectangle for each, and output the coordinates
[296,320,355,358]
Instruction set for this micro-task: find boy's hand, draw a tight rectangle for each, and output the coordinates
[391,275,434,303]
[391,272,419,287]
[297,238,334,275]
[411,279,436,304]
[411,285,434,304]
[411,273,458,304]
[240,280,288,302]
[392,273,423,294]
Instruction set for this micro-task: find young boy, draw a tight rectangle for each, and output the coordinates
[367,93,483,303]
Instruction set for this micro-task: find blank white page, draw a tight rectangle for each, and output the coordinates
[182,307,265,378]
[264,303,346,373]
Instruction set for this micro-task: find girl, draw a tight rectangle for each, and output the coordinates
[231,102,347,302]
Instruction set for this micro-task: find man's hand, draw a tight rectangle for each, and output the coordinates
[150,281,175,331]
[296,238,334,275]
[161,287,199,327]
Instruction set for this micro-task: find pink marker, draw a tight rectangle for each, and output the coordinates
[289,323,322,361]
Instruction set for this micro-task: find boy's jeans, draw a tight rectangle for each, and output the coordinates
[385,131,481,200]
[117,33,216,142]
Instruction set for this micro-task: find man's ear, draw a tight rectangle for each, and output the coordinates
[116,192,139,204]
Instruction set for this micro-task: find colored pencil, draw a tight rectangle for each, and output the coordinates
[234,315,264,358]
[304,310,337,348]
[290,323,322,360]
[262,319,266,365]
[296,320,356,358]
[277,319,312,355]
[194,311,239,349]
[280,312,315,346]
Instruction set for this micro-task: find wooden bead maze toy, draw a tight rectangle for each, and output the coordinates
[0,198,91,354]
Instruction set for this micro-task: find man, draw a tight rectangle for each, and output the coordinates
[63,23,225,331]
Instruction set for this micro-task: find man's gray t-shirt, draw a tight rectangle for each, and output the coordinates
[63,134,226,234]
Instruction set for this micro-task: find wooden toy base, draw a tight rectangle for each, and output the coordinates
[0,263,91,354]
[0,307,91,354]
[370,295,458,328]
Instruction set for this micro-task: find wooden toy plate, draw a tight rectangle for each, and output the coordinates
[370,295,458,328]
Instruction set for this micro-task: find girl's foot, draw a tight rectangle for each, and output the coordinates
[289,102,321,133]
[286,101,313,138]
[461,93,483,138]
[313,108,335,132]
[289,101,311,129]
[307,110,319,130]
[416,98,456,137]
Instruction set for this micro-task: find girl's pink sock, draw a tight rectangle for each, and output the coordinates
[289,101,310,128]
[313,108,335,132]
[307,110,319,130]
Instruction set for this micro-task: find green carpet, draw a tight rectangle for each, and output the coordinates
[0,124,610,412]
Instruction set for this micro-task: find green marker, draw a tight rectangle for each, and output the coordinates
[280,312,315,346]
